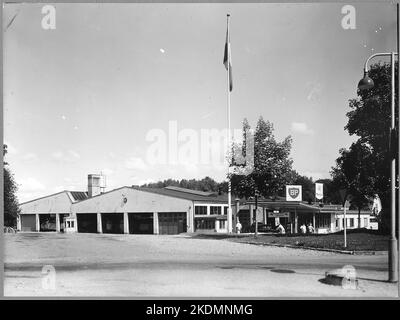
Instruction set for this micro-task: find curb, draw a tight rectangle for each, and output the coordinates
[238,241,387,255]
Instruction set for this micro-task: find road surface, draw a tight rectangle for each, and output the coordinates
[3,232,398,297]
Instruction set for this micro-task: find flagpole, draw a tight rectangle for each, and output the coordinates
[226,14,232,234]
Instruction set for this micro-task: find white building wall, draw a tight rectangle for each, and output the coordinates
[71,187,193,214]
[20,191,72,215]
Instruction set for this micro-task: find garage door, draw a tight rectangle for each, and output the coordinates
[21,214,37,232]
[77,213,97,233]
[39,214,56,232]
[129,213,153,234]
[101,213,124,234]
[158,212,187,235]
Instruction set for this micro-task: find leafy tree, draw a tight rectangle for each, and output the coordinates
[331,141,376,228]
[335,62,398,232]
[231,117,293,199]
[3,145,20,227]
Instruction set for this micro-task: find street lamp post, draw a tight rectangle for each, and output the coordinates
[358,51,398,283]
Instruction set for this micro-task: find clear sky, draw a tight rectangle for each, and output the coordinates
[3,2,397,202]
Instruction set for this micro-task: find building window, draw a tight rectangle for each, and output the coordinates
[195,206,207,215]
[364,218,368,228]
[71,221,74,228]
[223,207,228,215]
[336,219,339,228]
[349,218,354,228]
[219,220,226,229]
[210,206,222,215]
[195,218,215,230]
[315,213,330,228]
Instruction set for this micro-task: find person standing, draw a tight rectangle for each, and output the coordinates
[276,223,285,234]
[307,223,315,234]
[236,220,242,234]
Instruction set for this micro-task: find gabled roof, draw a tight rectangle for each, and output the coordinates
[164,186,217,197]
[132,186,228,203]
[20,190,88,206]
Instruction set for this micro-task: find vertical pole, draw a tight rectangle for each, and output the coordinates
[35,214,40,232]
[123,212,129,234]
[396,2,400,286]
[56,213,60,233]
[153,212,159,235]
[226,14,233,234]
[255,194,258,237]
[389,52,399,282]
[97,212,102,234]
[313,212,316,233]
[344,202,347,248]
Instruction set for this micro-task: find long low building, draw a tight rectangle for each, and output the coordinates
[18,174,229,235]
[18,174,375,235]
[237,200,374,234]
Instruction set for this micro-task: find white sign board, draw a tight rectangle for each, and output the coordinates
[286,185,302,201]
[315,183,323,200]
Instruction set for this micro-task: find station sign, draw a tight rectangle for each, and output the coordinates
[286,185,302,201]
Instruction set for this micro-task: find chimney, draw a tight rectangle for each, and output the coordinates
[88,174,106,197]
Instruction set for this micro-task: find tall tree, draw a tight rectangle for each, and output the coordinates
[335,62,398,232]
[3,145,20,227]
[331,141,376,228]
[231,117,293,199]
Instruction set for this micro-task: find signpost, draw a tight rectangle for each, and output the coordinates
[339,189,348,248]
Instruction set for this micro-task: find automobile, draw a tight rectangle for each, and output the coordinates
[369,217,379,230]
[248,223,276,233]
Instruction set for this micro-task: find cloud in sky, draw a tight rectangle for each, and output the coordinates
[125,157,148,171]
[291,122,314,135]
[18,177,45,192]
[51,150,81,162]
[21,152,38,162]
[303,171,330,181]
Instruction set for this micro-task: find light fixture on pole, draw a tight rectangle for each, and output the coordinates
[358,51,398,283]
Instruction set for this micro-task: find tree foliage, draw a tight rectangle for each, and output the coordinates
[332,62,398,232]
[230,117,293,199]
[3,145,20,227]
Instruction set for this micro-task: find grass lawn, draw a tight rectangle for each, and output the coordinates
[192,230,389,251]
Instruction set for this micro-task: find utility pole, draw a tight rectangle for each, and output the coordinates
[254,191,258,238]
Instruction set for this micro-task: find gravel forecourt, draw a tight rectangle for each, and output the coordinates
[3,232,398,297]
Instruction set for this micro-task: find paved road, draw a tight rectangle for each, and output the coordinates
[3,233,398,297]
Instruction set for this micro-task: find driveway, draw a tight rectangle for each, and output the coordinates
[3,233,398,297]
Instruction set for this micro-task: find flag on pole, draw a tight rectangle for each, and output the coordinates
[223,16,233,91]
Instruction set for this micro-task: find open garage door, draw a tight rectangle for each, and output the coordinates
[21,214,37,232]
[129,213,153,234]
[39,214,56,232]
[159,212,187,235]
[77,213,97,233]
[101,213,124,234]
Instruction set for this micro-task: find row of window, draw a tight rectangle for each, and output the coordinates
[194,218,227,230]
[195,206,228,215]
[335,218,368,228]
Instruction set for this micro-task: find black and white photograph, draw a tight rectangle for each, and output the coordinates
[2,1,400,299]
